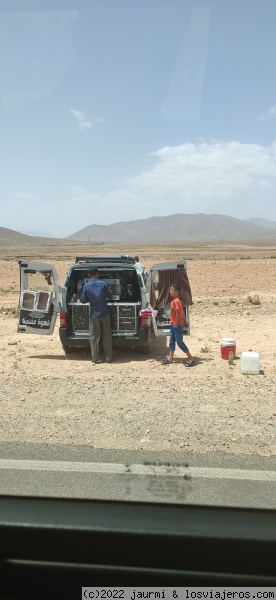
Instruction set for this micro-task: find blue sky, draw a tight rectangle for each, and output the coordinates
[1,0,276,237]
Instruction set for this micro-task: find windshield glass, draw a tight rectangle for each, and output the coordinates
[0,0,275,509]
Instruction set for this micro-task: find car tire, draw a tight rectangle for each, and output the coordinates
[63,346,75,354]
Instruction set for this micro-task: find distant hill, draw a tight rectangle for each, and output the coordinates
[0,227,68,247]
[245,217,276,230]
[2,214,276,246]
[67,213,276,243]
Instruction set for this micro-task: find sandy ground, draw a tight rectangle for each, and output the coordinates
[0,242,275,457]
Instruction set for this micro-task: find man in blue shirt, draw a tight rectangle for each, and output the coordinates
[81,268,113,364]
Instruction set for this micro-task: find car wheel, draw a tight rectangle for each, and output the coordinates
[63,346,75,354]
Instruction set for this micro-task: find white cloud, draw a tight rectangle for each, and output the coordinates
[126,141,276,201]
[70,109,105,130]
[70,109,92,130]
[258,105,276,120]
[63,140,276,231]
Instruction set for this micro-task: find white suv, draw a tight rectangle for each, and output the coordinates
[18,254,192,355]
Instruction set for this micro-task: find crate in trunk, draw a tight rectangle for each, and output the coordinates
[68,303,140,334]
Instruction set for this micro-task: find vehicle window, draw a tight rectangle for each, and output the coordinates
[0,0,275,511]
[22,270,55,294]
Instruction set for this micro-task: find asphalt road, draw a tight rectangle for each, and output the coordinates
[0,442,275,509]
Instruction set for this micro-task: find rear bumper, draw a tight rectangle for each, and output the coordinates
[59,327,151,349]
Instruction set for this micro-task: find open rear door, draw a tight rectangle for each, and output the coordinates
[18,261,62,335]
[146,261,192,338]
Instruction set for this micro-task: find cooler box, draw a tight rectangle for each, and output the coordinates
[220,338,236,360]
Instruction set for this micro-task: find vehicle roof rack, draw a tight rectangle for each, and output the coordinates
[75,255,139,264]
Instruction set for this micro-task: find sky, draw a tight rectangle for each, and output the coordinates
[1,0,276,238]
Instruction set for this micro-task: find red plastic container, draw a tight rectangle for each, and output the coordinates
[220,338,236,360]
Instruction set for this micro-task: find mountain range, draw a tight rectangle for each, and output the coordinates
[1,214,276,246]
[245,217,276,230]
[66,213,276,243]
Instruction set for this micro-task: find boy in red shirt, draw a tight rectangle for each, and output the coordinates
[163,282,195,366]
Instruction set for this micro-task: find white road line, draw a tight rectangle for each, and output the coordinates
[0,459,275,481]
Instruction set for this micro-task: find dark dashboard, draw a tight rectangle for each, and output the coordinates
[0,496,275,599]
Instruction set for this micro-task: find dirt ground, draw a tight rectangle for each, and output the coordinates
[0,242,275,457]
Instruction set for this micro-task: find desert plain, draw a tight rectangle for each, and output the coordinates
[0,242,275,457]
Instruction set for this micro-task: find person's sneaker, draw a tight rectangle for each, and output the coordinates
[106,358,114,363]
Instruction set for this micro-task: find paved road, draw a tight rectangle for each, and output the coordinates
[0,442,275,509]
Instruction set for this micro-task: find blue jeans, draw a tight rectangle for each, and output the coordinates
[169,324,189,354]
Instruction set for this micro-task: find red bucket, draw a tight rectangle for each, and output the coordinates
[220,338,236,360]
